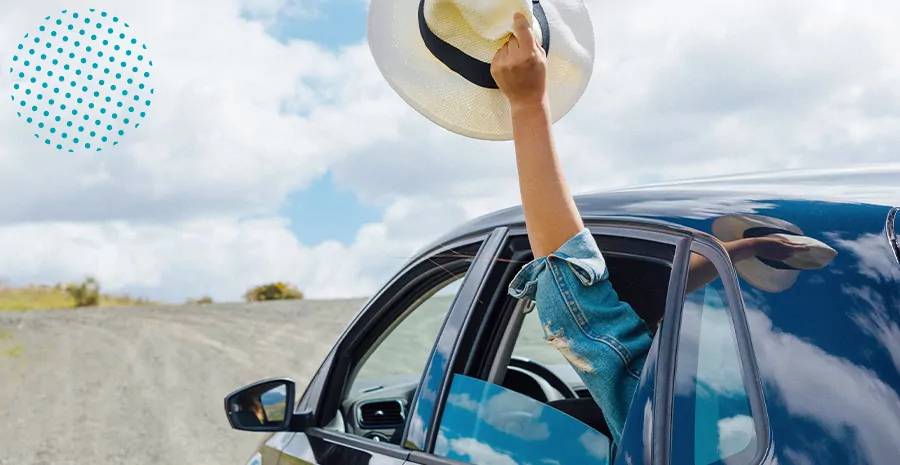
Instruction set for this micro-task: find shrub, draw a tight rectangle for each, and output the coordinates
[187,296,214,305]
[244,282,303,302]
[66,276,100,307]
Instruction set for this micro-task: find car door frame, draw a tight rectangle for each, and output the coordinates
[280,226,510,463]
[655,232,771,465]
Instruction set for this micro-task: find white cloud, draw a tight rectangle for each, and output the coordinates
[845,284,900,374]
[578,429,611,461]
[745,305,900,463]
[829,232,900,283]
[434,428,450,456]
[717,415,755,459]
[1,0,900,302]
[783,448,814,465]
[449,437,517,465]
[447,392,479,413]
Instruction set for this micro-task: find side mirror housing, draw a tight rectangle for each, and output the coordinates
[224,378,307,432]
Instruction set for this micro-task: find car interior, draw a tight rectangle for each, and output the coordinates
[328,237,674,448]
[488,252,672,440]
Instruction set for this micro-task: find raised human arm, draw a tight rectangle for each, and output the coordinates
[490,12,582,258]
[496,12,651,445]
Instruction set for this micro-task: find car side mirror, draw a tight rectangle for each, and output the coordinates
[225,378,298,432]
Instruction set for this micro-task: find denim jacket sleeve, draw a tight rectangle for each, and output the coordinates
[507,228,653,445]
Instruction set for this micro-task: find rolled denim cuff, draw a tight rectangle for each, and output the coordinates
[508,228,607,300]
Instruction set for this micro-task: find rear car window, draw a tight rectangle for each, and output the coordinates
[672,262,761,465]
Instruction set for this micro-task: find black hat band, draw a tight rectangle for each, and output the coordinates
[418,0,551,89]
[742,226,804,270]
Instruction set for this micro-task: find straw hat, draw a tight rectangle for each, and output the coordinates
[712,214,838,293]
[367,0,595,141]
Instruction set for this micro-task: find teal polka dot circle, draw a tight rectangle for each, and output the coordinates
[7,9,154,152]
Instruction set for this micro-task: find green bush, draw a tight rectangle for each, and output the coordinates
[244,282,303,302]
[65,276,100,307]
[187,296,214,305]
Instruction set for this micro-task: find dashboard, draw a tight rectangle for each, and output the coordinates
[339,378,419,444]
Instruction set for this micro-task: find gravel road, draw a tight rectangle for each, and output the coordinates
[0,299,368,465]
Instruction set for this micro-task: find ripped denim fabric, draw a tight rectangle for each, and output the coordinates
[508,228,653,446]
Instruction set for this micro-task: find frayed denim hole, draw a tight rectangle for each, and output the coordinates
[542,322,595,374]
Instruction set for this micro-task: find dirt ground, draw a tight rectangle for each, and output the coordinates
[0,299,367,465]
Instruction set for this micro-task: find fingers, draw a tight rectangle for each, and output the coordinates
[491,40,509,77]
[780,237,810,251]
[494,39,509,62]
[507,33,519,51]
[511,11,536,50]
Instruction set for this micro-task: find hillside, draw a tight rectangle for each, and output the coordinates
[0,284,158,311]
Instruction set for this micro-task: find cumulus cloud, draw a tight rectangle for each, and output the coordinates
[578,429,611,461]
[745,305,900,463]
[446,392,479,413]
[1,0,899,301]
[717,415,755,459]
[448,437,517,465]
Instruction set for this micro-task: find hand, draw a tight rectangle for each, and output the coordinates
[738,236,810,262]
[751,236,810,260]
[490,12,548,110]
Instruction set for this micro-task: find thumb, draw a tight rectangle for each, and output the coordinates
[511,12,536,49]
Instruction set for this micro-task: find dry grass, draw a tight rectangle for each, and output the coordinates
[0,284,159,311]
[0,344,24,358]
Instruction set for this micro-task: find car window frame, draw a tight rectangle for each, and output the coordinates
[405,219,699,465]
[299,227,509,461]
[655,233,771,465]
[888,207,899,268]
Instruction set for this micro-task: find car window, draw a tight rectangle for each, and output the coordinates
[352,275,465,393]
[333,271,467,445]
[672,257,759,465]
[434,374,611,465]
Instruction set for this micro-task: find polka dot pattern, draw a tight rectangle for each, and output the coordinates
[7,9,154,152]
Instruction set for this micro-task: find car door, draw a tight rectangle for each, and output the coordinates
[398,221,694,465]
[276,227,509,465]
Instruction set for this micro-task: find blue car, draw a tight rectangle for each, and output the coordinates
[225,165,900,465]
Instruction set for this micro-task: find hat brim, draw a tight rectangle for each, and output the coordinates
[711,214,805,293]
[367,0,595,141]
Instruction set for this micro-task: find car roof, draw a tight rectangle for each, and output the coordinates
[424,163,900,252]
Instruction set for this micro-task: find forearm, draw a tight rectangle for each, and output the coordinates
[686,239,758,293]
[511,102,584,258]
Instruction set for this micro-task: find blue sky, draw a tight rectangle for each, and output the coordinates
[277,172,382,245]
[259,0,367,50]
[245,0,374,247]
